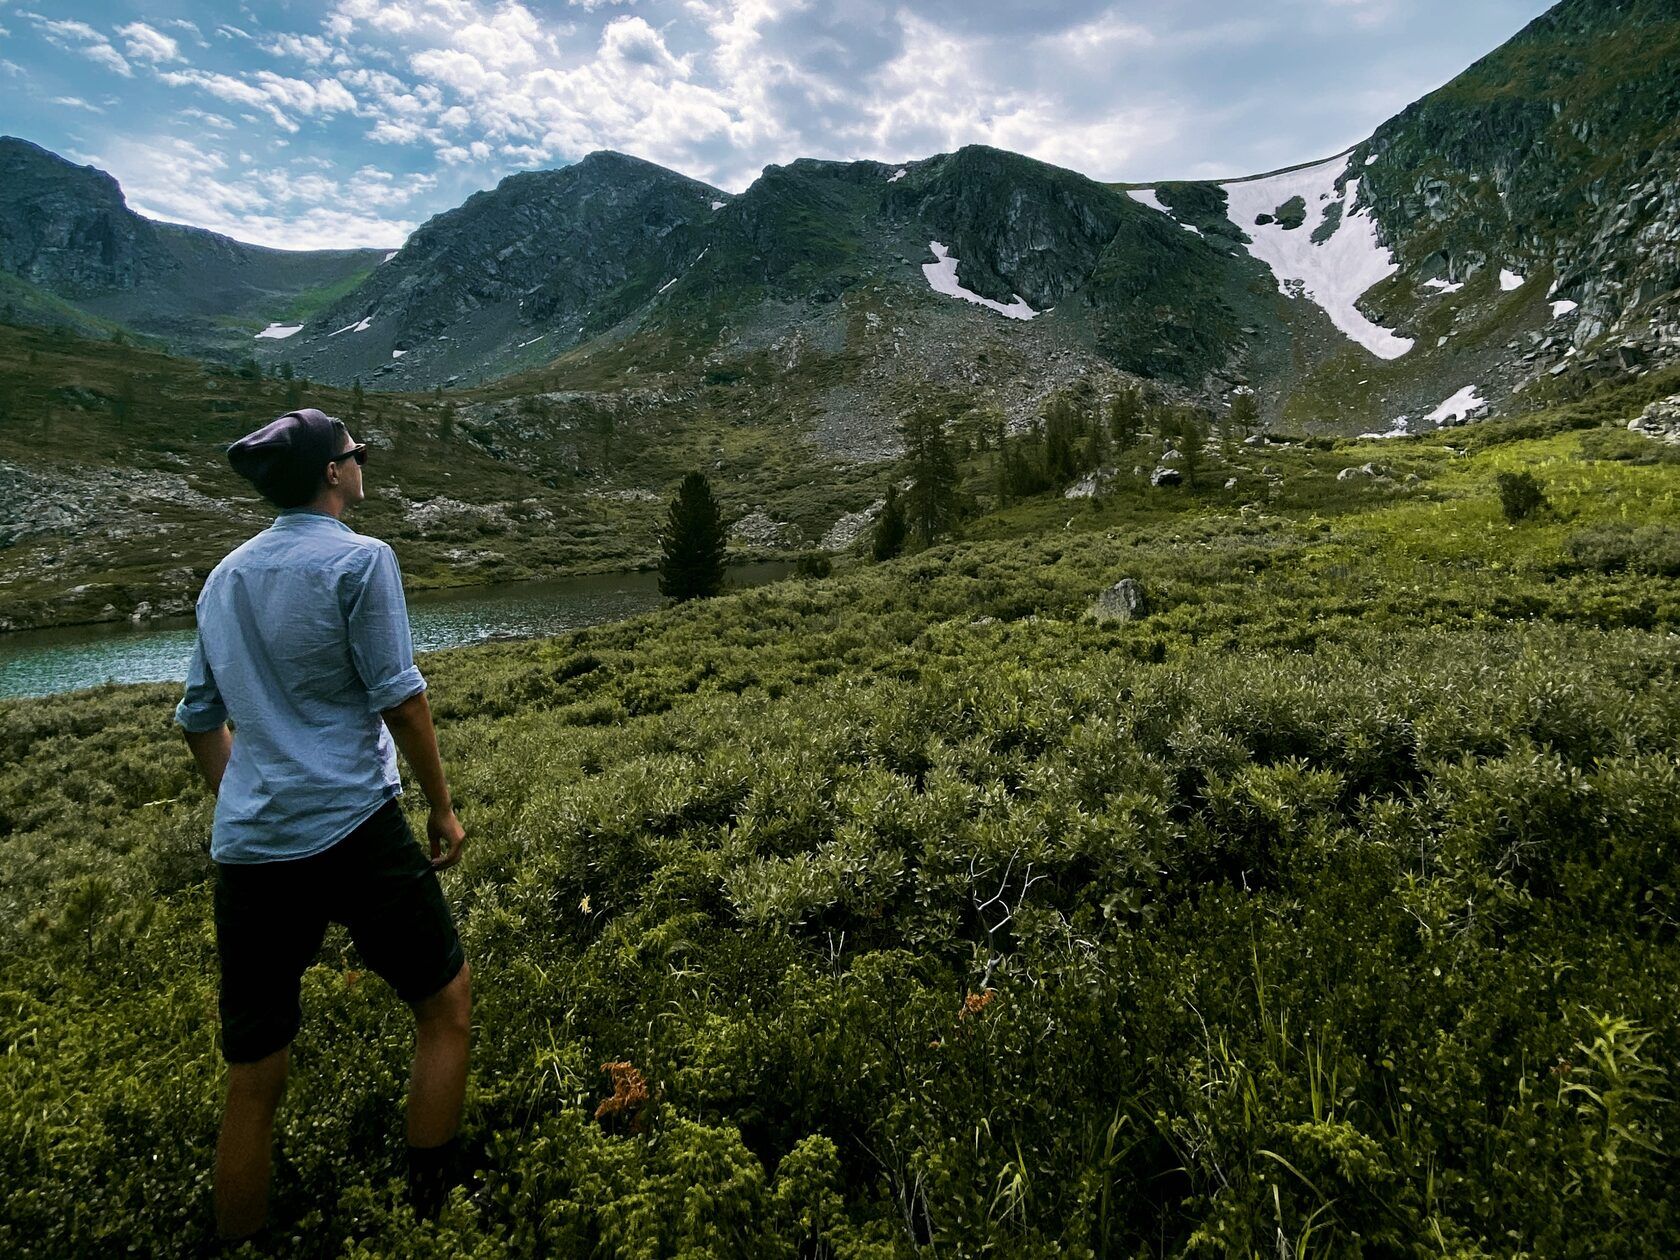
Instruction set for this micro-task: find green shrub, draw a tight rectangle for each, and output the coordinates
[1564,523,1680,576]
[1496,469,1547,520]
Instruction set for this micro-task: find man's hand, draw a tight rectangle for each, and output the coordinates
[427,805,466,871]
[381,691,465,870]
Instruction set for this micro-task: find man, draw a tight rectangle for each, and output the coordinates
[174,408,470,1241]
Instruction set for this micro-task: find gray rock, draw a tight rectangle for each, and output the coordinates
[1090,577,1147,623]
[1150,466,1182,487]
[1337,462,1390,481]
[820,500,883,550]
[1629,395,1680,444]
[730,510,802,549]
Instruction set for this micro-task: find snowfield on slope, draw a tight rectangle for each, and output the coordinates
[1426,385,1485,424]
[1221,155,1414,360]
[922,242,1038,320]
[1126,188,1205,237]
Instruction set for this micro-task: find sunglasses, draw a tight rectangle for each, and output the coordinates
[329,444,368,466]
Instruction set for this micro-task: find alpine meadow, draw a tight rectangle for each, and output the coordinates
[3,0,1680,1256]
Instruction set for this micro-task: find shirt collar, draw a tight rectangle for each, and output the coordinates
[274,508,351,531]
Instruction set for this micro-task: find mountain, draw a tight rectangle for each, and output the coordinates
[1356,0,1680,360]
[0,136,386,357]
[284,150,730,389]
[6,0,1680,444]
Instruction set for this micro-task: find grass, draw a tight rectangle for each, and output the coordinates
[1,368,1678,1253]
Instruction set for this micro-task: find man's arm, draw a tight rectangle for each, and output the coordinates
[382,690,466,870]
[176,633,232,794]
[184,724,234,796]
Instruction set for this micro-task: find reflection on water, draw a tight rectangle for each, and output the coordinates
[0,563,795,701]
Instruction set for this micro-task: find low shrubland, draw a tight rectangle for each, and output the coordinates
[1,419,1678,1256]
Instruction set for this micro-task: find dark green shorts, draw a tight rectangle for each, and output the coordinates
[213,799,465,1064]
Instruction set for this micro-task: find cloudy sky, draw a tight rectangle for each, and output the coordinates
[0,0,1553,251]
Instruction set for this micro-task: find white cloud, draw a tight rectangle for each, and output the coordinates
[95,135,417,250]
[51,95,103,112]
[116,21,182,64]
[180,107,236,131]
[167,18,209,49]
[157,68,358,133]
[261,32,343,64]
[31,14,134,77]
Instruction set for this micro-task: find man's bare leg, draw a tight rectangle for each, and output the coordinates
[405,963,471,1216]
[408,962,471,1147]
[215,1046,290,1239]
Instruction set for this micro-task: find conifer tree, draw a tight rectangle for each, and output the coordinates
[1109,387,1143,453]
[1229,388,1258,432]
[658,471,728,601]
[901,408,959,546]
[1177,408,1206,487]
[871,483,909,561]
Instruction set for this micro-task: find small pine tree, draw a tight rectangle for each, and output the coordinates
[872,484,909,561]
[1230,389,1258,432]
[1109,387,1143,453]
[350,379,365,417]
[658,471,728,601]
[1042,392,1084,483]
[1177,408,1206,487]
[901,408,960,546]
[439,402,456,442]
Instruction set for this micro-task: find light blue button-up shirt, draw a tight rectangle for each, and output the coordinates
[174,509,427,864]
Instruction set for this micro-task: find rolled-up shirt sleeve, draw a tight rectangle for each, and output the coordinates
[174,635,229,732]
[347,543,427,712]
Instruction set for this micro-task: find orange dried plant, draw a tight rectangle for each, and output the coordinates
[595,1060,652,1133]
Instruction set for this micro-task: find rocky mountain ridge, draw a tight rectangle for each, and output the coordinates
[3,0,1678,445]
[0,136,386,358]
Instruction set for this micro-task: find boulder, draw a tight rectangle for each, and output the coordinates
[1337,462,1390,481]
[1090,577,1147,623]
[1150,466,1182,487]
[1629,394,1680,444]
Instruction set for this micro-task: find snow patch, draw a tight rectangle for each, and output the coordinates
[517,334,547,348]
[1423,278,1464,294]
[1499,269,1525,291]
[1364,152,1379,166]
[328,316,373,337]
[1221,155,1413,359]
[657,276,678,294]
[710,199,725,210]
[381,251,398,263]
[887,168,907,182]
[1425,385,1484,424]
[1126,187,1169,215]
[255,323,303,339]
[921,241,1037,320]
[1126,187,1203,237]
[1550,299,1578,318]
[1358,414,1411,440]
[391,349,407,359]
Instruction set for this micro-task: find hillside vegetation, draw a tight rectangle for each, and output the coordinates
[3,382,1678,1256]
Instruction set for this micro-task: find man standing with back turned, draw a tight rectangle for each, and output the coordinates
[174,408,471,1242]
